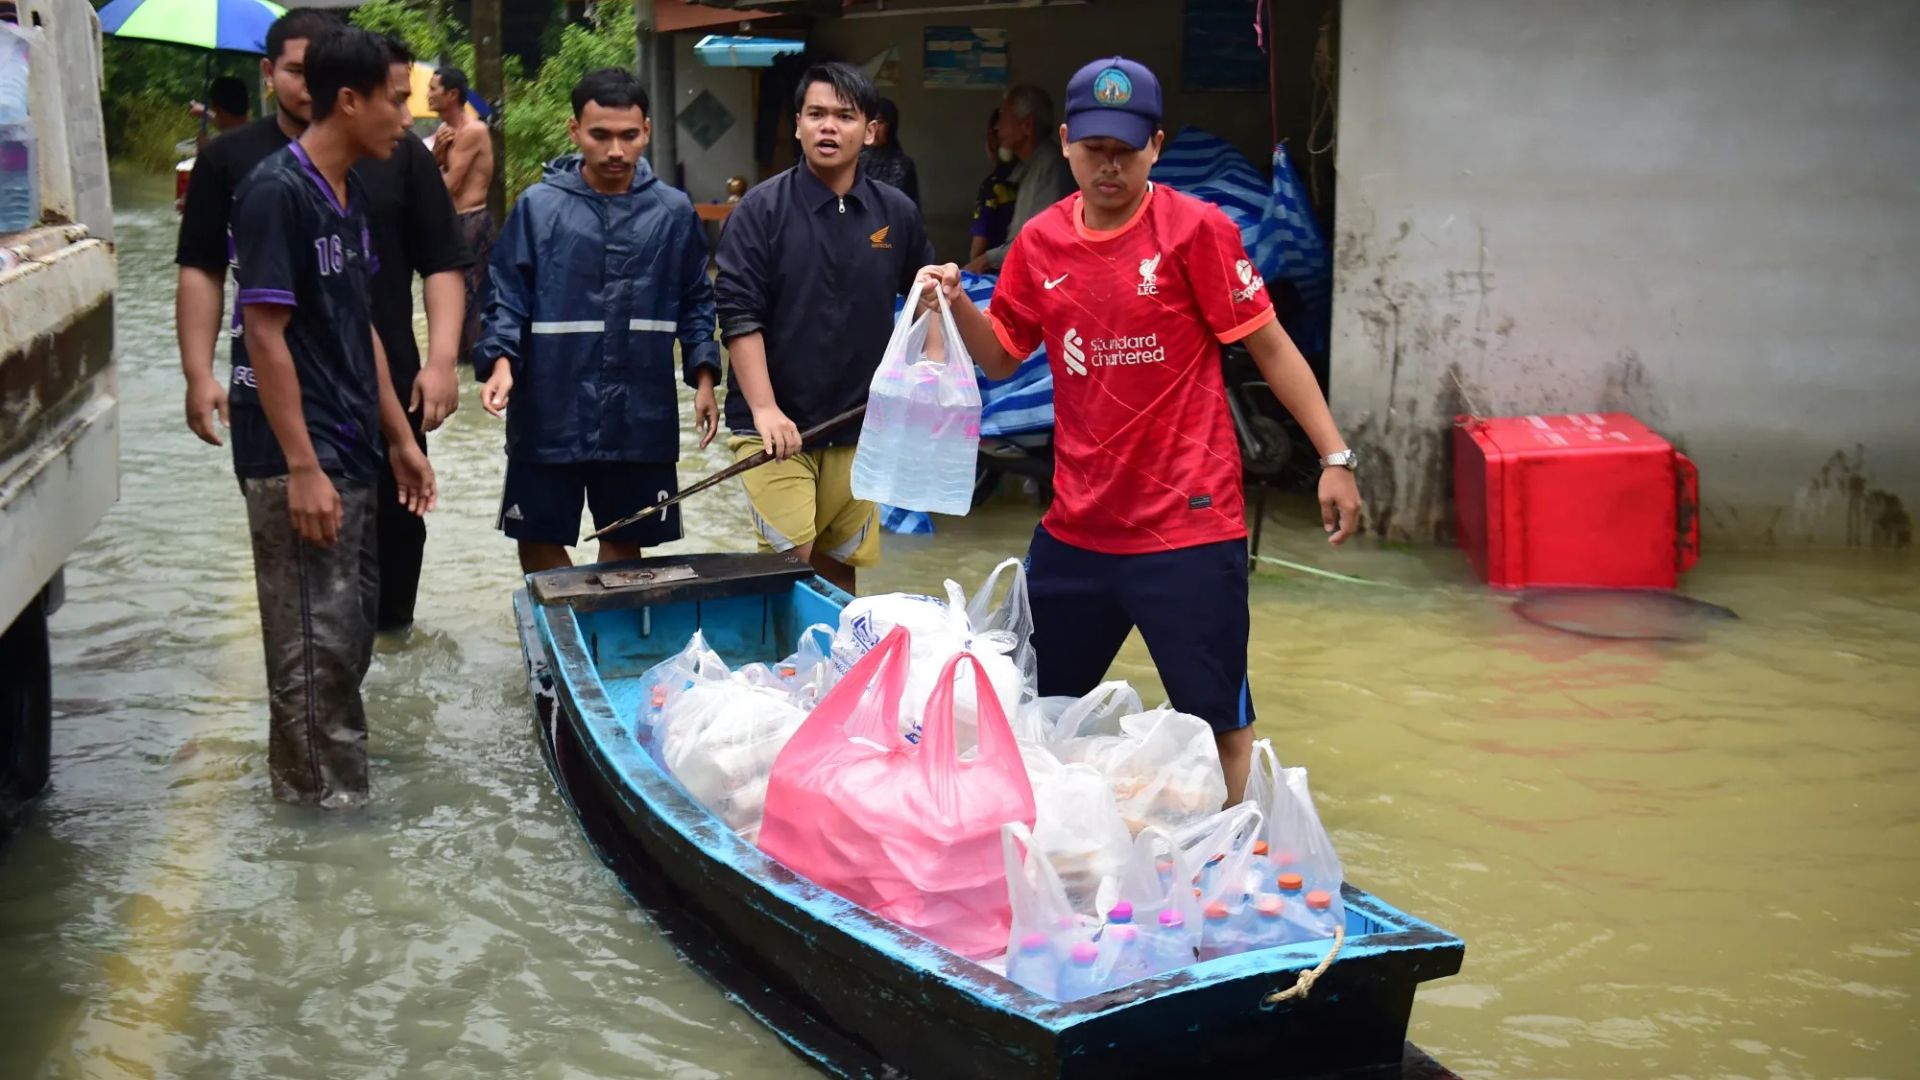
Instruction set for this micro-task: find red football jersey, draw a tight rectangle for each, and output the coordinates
[990,185,1277,554]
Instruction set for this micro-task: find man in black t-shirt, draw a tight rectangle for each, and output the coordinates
[176,11,469,631]
[231,28,436,810]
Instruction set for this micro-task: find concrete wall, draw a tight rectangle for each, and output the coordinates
[809,0,1328,259]
[669,33,759,205]
[1330,0,1920,549]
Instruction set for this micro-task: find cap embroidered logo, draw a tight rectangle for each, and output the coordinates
[1093,67,1133,107]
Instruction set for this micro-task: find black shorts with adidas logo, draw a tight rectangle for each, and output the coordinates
[497,460,682,547]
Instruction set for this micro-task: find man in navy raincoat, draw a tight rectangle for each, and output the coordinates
[476,68,721,572]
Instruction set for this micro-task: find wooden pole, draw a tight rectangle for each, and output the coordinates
[473,0,506,220]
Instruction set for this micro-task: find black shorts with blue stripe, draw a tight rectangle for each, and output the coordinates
[1025,525,1254,735]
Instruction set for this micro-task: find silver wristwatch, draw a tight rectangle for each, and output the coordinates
[1320,449,1359,471]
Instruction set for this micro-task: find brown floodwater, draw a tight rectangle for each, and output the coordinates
[2,180,1915,1079]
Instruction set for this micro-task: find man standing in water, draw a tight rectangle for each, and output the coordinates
[228,28,436,808]
[475,68,719,573]
[714,62,932,593]
[428,65,495,371]
[176,10,470,632]
[918,58,1363,804]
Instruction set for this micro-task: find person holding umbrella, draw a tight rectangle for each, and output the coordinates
[174,9,471,632]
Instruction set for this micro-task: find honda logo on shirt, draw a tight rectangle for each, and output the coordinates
[870,225,892,250]
[1062,329,1088,376]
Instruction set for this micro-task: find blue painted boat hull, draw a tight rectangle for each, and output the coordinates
[514,555,1465,1078]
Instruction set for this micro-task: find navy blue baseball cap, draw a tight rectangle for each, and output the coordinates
[1064,57,1163,150]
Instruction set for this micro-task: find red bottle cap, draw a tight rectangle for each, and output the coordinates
[1252,840,1270,857]
[650,685,668,706]
[1276,872,1304,892]
[1204,901,1230,921]
[1306,890,1333,911]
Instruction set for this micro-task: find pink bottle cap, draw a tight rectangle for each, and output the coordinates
[1204,901,1230,921]
[1158,909,1185,929]
[650,685,668,706]
[1071,941,1100,965]
[1306,890,1333,911]
[1019,933,1050,953]
[1108,901,1134,923]
[1254,894,1284,918]
[1109,925,1138,944]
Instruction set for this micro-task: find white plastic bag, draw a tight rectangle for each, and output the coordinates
[1058,706,1228,836]
[967,558,1036,701]
[1019,744,1134,916]
[1243,739,1346,931]
[830,582,1022,749]
[637,630,729,737]
[658,675,808,843]
[1001,822,1097,1000]
[1094,825,1204,968]
[1016,680,1143,747]
[850,283,982,515]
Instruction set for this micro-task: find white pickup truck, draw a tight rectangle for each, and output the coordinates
[0,0,116,837]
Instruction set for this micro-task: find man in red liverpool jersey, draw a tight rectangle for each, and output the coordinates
[918,57,1362,803]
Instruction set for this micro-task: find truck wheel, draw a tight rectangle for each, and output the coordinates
[0,594,52,839]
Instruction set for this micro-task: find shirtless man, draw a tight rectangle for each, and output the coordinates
[428,66,495,370]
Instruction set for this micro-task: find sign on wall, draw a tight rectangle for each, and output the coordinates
[924,26,1009,90]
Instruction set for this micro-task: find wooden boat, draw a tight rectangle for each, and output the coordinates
[514,552,1466,1079]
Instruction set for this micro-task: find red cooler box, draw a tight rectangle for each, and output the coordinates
[1454,412,1699,589]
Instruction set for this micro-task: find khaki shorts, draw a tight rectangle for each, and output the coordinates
[730,436,881,567]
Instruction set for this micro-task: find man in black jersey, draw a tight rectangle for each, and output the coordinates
[230,28,436,809]
[176,9,469,631]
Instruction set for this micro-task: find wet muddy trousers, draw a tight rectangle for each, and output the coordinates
[242,477,379,809]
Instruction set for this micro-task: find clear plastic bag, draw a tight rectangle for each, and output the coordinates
[1173,803,1267,960]
[1243,739,1346,934]
[1016,680,1143,747]
[850,283,983,515]
[1019,744,1134,916]
[1093,825,1204,981]
[637,630,729,737]
[1058,706,1228,836]
[1000,821,1098,1000]
[657,674,808,843]
[967,557,1036,702]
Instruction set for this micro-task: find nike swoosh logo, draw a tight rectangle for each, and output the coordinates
[1043,274,1070,290]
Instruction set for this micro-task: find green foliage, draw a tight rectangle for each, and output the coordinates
[499,0,635,202]
[100,38,256,171]
[347,0,472,72]
[100,0,640,205]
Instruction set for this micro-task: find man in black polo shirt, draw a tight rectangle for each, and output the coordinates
[230,28,436,809]
[714,62,933,593]
[176,10,469,631]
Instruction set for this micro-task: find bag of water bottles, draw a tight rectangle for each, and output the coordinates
[637,630,729,736]
[850,282,982,515]
[1173,803,1281,961]
[1018,744,1133,915]
[760,628,1036,959]
[1244,739,1346,937]
[1000,822,1102,1000]
[1088,826,1205,985]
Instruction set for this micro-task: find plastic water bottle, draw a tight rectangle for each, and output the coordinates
[0,26,35,234]
[1056,940,1103,1000]
[1294,889,1340,941]
[1155,857,1176,892]
[1245,894,1290,950]
[1098,923,1149,989]
[1140,908,1193,977]
[1198,900,1241,961]
[1007,932,1058,999]
[1242,841,1273,898]
[641,683,670,733]
[1276,870,1304,898]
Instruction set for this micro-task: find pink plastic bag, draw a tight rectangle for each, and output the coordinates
[759,626,1037,959]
